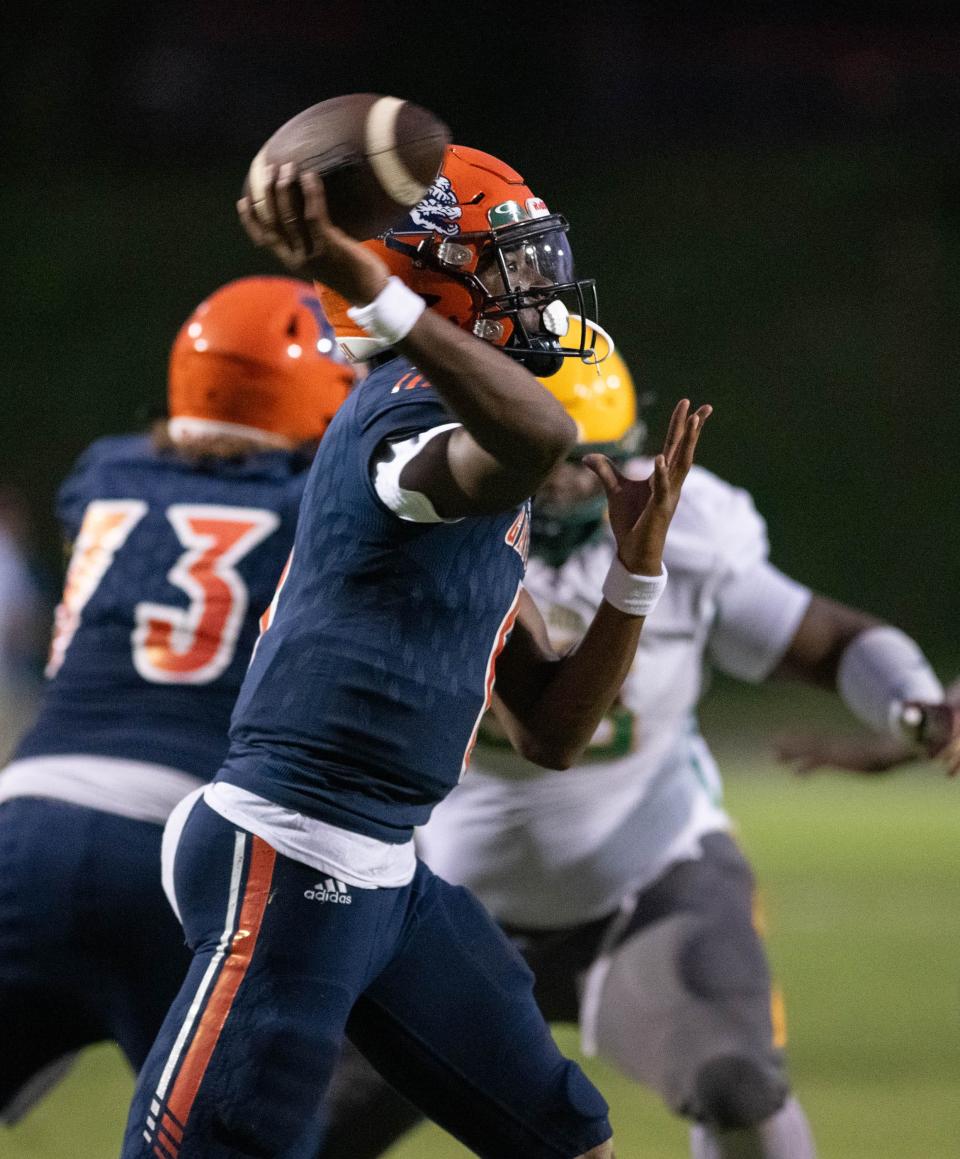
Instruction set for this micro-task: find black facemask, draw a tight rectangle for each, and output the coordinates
[530,493,608,569]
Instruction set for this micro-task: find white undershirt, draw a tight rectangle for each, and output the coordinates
[0,755,204,826]
[201,783,417,889]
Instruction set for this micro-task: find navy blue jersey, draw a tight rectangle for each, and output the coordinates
[15,434,308,778]
[219,357,530,842]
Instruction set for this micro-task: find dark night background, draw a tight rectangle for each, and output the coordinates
[3,2,958,664]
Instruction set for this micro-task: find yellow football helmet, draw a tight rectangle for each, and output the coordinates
[532,320,646,566]
[538,318,642,457]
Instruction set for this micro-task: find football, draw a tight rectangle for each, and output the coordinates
[244,93,451,240]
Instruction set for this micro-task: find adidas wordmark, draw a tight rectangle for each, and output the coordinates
[304,877,353,904]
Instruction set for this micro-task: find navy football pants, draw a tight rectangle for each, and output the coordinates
[0,798,192,1118]
[122,797,611,1159]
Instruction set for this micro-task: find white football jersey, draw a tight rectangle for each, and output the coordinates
[418,462,812,928]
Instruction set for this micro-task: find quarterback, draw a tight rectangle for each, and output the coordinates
[321,326,956,1159]
[0,277,351,1125]
[120,148,709,1159]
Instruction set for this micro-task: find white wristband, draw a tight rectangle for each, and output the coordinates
[602,558,668,617]
[347,276,426,347]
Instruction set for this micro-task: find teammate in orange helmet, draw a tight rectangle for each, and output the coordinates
[168,276,351,446]
[0,277,351,1127]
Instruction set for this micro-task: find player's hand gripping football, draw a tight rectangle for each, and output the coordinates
[584,399,711,577]
[237,163,389,305]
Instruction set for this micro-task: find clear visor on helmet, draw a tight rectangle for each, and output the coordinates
[498,229,574,293]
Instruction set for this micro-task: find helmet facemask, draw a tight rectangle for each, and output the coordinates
[530,458,608,568]
[386,212,598,378]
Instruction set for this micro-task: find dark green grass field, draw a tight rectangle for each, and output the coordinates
[5,764,958,1158]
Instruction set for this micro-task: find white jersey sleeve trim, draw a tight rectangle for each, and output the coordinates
[372,422,463,523]
[708,561,813,683]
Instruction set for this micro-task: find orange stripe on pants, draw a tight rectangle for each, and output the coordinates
[166,835,276,1127]
[161,1115,183,1144]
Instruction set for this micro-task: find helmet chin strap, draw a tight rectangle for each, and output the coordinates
[517,337,565,378]
[519,314,617,378]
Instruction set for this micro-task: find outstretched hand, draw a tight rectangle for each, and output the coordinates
[775,696,960,777]
[908,699,960,776]
[774,731,917,776]
[583,399,712,576]
[237,163,388,304]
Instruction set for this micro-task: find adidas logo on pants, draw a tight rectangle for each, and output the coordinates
[304,878,352,904]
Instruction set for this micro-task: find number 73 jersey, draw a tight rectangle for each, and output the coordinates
[15,435,307,779]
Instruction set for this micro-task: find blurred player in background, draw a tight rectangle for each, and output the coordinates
[121,149,708,1159]
[0,277,351,1126]
[321,322,957,1159]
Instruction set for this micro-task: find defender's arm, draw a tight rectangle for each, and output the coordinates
[770,595,880,686]
[768,599,959,774]
[710,569,958,773]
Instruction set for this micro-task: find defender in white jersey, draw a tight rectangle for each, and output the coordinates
[321,324,958,1159]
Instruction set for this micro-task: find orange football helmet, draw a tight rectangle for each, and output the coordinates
[321,145,597,377]
[168,277,354,446]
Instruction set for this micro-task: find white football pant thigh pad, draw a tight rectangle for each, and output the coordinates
[161,785,206,924]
